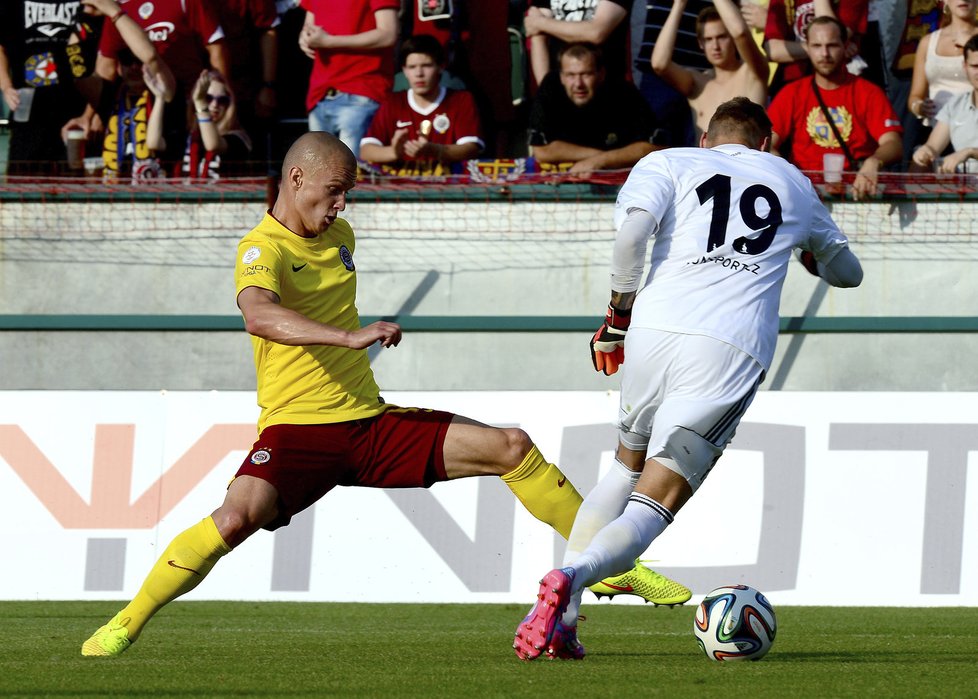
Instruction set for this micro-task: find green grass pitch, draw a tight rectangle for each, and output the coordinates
[2,601,976,698]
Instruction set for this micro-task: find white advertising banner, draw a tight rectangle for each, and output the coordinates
[0,391,975,607]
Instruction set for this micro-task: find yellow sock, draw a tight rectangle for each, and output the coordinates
[118,516,231,641]
[500,445,582,538]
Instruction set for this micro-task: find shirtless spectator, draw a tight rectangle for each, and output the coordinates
[651,0,768,142]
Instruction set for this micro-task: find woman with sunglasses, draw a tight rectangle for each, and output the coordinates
[183,69,253,179]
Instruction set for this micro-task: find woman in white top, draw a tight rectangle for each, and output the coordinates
[912,34,978,172]
[908,0,978,124]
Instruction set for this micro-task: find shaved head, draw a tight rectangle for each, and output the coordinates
[281,131,357,181]
[273,132,359,237]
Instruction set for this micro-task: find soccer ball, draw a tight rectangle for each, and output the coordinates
[693,584,777,661]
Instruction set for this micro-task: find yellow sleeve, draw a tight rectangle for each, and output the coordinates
[235,236,284,299]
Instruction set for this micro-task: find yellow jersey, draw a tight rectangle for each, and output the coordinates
[235,212,387,432]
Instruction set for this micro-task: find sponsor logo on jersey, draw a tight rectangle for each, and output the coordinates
[292,262,307,272]
[339,245,355,271]
[144,21,175,43]
[242,246,261,264]
[433,113,450,134]
[396,119,412,128]
[250,449,272,465]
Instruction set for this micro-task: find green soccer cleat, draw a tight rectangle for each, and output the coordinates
[589,559,691,607]
[81,612,133,657]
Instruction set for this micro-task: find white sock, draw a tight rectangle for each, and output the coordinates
[561,460,640,625]
[566,493,673,621]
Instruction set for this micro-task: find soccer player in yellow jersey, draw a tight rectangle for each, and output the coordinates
[81,131,689,659]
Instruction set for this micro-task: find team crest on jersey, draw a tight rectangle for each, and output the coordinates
[242,246,261,264]
[139,2,154,19]
[806,105,852,148]
[432,113,450,134]
[25,53,59,86]
[339,245,355,271]
[250,449,272,465]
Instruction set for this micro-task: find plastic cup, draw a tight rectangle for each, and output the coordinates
[823,153,845,183]
[13,87,35,122]
[83,156,105,175]
[66,128,86,169]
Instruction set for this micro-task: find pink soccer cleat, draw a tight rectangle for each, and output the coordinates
[545,620,585,660]
[513,568,574,661]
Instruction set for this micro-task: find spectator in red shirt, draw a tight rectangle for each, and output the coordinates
[299,0,398,157]
[359,34,483,175]
[764,0,868,92]
[218,0,279,134]
[768,16,902,200]
[64,0,229,173]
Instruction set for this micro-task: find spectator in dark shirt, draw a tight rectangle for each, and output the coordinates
[529,42,663,173]
[0,0,96,174]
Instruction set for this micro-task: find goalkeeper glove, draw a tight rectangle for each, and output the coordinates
[590,304,631,376]
[798,250,820,277]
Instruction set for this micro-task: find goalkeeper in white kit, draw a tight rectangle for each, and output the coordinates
[514,97,863,661]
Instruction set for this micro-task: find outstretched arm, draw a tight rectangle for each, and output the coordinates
[715,0,769,84]
[237,285,402,349]
[650,0,698,96]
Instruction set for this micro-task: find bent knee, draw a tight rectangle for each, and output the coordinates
[211,503,275,548]
[499,427,534,468]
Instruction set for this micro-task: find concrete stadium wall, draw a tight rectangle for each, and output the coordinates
[1,198,975,391]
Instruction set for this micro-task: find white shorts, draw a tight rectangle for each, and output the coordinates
[618,328,764,491]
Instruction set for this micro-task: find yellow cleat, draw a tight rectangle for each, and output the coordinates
[589,559,691,607]
[81,612,132,657]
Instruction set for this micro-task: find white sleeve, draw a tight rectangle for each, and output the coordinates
[610,208,657,293]
[798,179,862,287]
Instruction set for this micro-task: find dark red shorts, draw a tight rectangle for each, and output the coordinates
[235,407,453,530]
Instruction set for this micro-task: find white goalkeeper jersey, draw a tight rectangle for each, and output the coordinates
[613,143,851,370]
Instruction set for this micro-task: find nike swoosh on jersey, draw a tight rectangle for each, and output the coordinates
[292,263,307,272]
[396,120,412,127]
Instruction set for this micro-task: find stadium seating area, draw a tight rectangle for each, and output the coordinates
[1,1,975,184]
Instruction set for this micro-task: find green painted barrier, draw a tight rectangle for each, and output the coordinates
[1,315,976,333]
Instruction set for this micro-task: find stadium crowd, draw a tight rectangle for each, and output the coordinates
[2,0,978,182]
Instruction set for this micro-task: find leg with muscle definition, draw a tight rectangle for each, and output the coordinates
[81,476,278,656]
